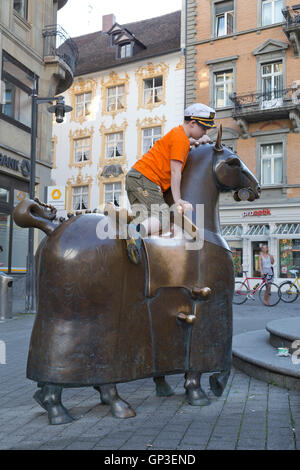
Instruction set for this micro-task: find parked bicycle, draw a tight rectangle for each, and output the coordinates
[233,270,280,306]
[279,269,300,303]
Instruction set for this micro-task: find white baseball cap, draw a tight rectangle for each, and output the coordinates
[184,103,216,128]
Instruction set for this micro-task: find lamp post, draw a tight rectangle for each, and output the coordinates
[25,91,72,313]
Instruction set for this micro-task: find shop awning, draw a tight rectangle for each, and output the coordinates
[245,225,270,236]
[273,223,300,235]
[221,225,243,237]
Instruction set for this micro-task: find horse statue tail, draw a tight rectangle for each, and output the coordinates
[13,198,58,236]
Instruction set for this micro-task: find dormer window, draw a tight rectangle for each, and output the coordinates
[119,43,132,58]
[107,22,146,60]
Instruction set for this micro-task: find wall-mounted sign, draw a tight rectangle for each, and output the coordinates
[242,209,271,217]
[47,186,66,209]
[0,153,30,177]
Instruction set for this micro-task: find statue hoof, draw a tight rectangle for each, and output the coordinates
[209,372,230,397]
[111,399,136,419]
[186,389,210,406]
[34,389,74,425]
[48,407,74,425]
[154,377,174,397]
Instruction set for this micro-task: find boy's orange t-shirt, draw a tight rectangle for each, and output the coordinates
[133,125,190,192]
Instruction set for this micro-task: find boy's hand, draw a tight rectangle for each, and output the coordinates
[176,199,193,214]
[192,135,212,146]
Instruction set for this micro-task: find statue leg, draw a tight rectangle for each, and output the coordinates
[153,376,174,397]
[94,384,136,419]
[33,384,74,425]
[184,372,210,406]
[209,370,231,397]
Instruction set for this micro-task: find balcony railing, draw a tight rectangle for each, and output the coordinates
[230,88,298,122]
[42,24,79,82]
[282,5,300,56]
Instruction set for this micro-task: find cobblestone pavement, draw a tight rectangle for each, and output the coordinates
[0,302,300,451]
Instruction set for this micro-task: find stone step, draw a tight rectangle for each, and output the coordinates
[232,330,300,391]
[266,317,300,351]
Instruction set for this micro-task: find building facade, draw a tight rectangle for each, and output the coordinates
[185,0,300,282]
[51,11,185,217]
[0,0,76,305]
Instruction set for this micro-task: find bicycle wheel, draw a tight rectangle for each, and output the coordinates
[279,281,299,303]
[259,282,280,307]
[233,281,249,305]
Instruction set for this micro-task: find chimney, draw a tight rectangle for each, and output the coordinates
[102,14,116,32]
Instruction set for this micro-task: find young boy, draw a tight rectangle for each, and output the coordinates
[125,103,216,262]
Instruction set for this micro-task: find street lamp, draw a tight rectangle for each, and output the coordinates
[25,90,72,313]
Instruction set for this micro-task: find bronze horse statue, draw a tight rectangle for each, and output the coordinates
[14,127,260,425]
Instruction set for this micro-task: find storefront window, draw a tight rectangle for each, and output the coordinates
[0,213,10,272]
[0,174,29,274]
[228,241,243,277]
[279,239,300,278]
[11,221,28,273]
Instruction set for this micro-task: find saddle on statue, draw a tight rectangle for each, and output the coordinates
[104,202,201,266]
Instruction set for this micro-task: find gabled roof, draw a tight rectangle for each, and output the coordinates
[72,11,181,76]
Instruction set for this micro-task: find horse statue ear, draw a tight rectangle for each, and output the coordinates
[214,124,223,153]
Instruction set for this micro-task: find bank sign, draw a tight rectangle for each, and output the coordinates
[243,209,271,217]
[47,186,66,209]
[0,152,30,177]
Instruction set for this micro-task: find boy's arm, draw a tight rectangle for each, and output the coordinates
[170,160,193,212]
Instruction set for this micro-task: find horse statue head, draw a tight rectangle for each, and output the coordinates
[211,125,261,202]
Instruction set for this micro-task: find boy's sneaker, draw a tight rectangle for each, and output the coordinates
[126,223,143,265]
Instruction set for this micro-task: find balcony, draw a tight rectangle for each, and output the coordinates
[42,24,79,94]
[282,5,300,57]
[58,0,69,9]
[230,87,300,137]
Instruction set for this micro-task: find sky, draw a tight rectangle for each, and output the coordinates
[58,0,183,38]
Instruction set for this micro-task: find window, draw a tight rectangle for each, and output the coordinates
[262,0,283,26]
[214,70,233,108]
[74,138,90,163]
[142,127,162,154]
[228,241,243,277]
[119,43,132,58]
[279,239,300,278]
[105,132,123,159]
[72,186,89,211]
[13,0,28,19]
[215,1,234,37]
[1,52,36,130]
[260,143,283,185]
[107,85,125,112]
[143,76,163,105]
[75,92,92,119]
[104,182,122,206]
[0,176,29,274]
[261,61,283,106]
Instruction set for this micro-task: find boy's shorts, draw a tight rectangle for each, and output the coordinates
[125,168,171,231]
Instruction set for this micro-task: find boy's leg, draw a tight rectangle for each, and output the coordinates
[126,171,170,236]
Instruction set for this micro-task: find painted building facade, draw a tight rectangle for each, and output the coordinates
[185,0,300,282]
[51,11,185,218]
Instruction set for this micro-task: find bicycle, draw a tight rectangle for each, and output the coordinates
[279,269,300,303]
[233,270,281,307]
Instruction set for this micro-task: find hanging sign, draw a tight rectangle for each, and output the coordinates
[47,186,66,209]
